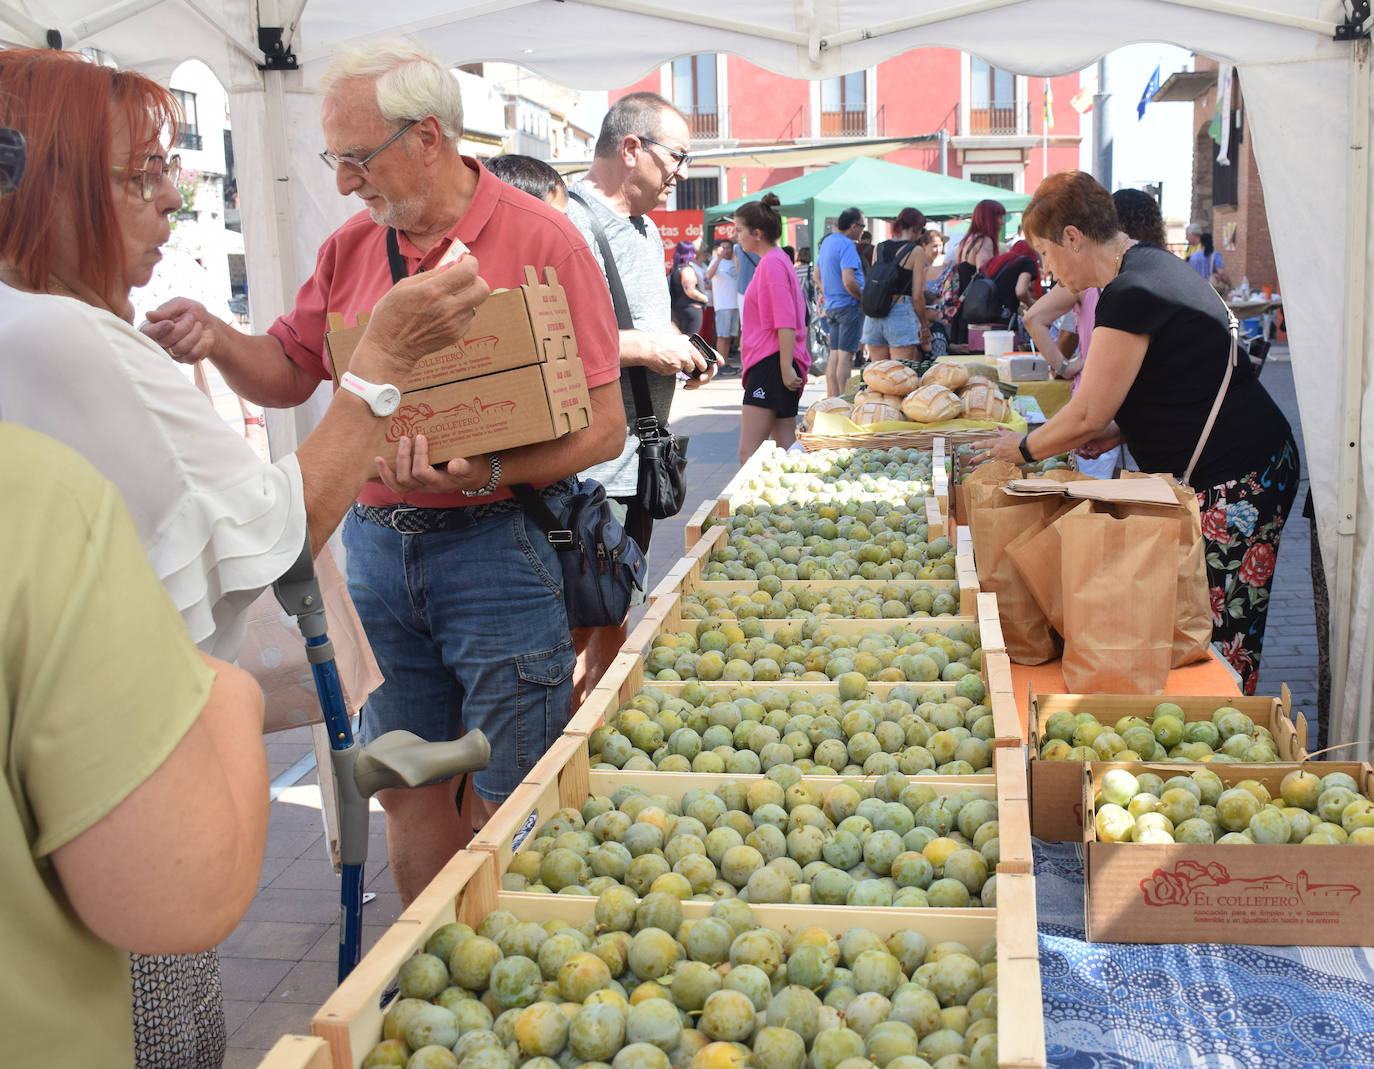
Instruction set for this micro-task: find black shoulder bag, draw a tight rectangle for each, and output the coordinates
[567,190,689,546]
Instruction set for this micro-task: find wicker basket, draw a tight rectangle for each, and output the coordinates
[797,428,989,451]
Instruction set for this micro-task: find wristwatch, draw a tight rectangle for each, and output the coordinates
[461,453,502,497]
[339,371,402,417]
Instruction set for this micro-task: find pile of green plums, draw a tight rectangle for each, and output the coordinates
[640,618,983,686]
[588,680,996,777]
[1040,702,1281,764]
[502,776,999,910]
[678,580,961,624]
[363,892,1000,1069]
[1093,766,1374,845]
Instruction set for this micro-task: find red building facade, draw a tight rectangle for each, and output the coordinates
[616,49,1084,234]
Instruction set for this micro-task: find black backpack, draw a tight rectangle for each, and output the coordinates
[960,272,1002,323]
[859,240,914,318]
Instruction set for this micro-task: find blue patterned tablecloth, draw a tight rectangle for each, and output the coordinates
[1035,840,1374,1068]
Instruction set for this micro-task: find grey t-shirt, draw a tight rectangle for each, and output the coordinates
[566,180,678,496]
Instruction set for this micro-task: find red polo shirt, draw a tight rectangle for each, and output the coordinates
[268,157,620,508]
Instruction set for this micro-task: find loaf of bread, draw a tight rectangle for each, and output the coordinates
[960,374,997,394]
[921,362,971,391]
[864,359,921,396]
[803,396,852,431]
[851,399,904,426]
[960,382,1012,422]
[900,384,962,423]
[854,388,907,409]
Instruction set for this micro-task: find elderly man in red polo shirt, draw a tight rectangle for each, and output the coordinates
[143,40,625,904]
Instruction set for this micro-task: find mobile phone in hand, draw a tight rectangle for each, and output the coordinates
[685,333,722,379]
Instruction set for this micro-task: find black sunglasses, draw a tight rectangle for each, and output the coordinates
[0,128,26,195]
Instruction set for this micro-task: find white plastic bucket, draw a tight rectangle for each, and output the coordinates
[983,330,1015,359]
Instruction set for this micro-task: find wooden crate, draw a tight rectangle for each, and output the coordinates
[683,497,730,551]
[798,428,989,451]
[474,729,1030,873]
[643,590,979,641]
[311,850,500,1069]
[312,842,1044,1069]
[648,524,728,601]
[255,1036,332,1069]
[563,653,1022,750]
[1027,685,1309,842]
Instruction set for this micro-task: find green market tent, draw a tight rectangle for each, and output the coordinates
[704,156,1031,250]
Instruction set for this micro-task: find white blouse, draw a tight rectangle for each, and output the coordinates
[0,284,307,661]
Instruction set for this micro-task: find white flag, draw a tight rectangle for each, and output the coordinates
[1215,62,1234,165]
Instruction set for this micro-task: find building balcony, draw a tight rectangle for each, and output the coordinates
[174,130,203,151]
[685,109,720,140]
[964,100,1030,137]
[819,105,883,138]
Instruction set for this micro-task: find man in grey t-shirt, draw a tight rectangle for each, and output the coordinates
[565,92,714,546]
[565,92,714,704]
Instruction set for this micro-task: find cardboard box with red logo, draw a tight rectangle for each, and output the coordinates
[1081,760,1374,945]
[1029,688,1308,842]
[324,266,591,467]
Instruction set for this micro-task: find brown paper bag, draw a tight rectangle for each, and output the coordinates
[963,463,1062,664]
[235,547,382,734]
[1120,472,1212,667]
[1006,497,1094,636]
[1060,512,1176,693]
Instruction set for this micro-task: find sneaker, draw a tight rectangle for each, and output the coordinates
[715,363,741,378]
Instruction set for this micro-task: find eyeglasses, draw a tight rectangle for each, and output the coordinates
[112,153,181,202]
[635,134,691,173]
[319,119,418,175]
[0,127,25,195]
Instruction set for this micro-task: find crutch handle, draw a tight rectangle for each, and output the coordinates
[352,730,491,797]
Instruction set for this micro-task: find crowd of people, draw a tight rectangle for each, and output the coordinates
[0,36,1299,1068]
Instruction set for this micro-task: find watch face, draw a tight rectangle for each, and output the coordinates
[375,385,402,417]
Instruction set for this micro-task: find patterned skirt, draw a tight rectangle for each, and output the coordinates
[1195,436,1301,695]
[131,950,226,1068]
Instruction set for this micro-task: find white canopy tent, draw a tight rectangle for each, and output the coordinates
[4,0,1371,748]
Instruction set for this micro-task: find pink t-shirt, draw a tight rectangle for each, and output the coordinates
[1070,286,1100,392]
[740,247,810,385]
[268,157,620,508]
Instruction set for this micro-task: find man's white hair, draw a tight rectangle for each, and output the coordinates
[320,39,463,145]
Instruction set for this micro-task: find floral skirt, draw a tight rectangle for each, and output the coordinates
[1196,437,1300,695]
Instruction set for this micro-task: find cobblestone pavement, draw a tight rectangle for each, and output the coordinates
[224,357,1317,1062]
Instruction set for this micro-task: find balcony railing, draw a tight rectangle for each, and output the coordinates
[820,108,867,137]
[174,130,203,151]
[967,100,1027,136]
[686,109,720,139]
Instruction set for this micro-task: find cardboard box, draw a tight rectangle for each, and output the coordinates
[1028,688,1308,842]
[325,266,592,465]
[326,266,579,390]
[1082,760,1374,945]
[996,353,1050,382]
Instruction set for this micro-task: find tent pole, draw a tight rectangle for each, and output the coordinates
[0,2,51,45]
[1332,40,1371,744]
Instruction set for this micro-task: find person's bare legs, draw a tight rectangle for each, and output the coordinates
[826,350,854,397]
[572,622,628,708]
[740,404,779,466]
[888,344,915,360]
[772,415,797,452]
[376,780,464,907]
[867,344,890,362]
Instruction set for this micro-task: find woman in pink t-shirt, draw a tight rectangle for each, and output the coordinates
[735,192,811,464]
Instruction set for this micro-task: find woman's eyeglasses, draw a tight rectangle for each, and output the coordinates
[113,154,181,202]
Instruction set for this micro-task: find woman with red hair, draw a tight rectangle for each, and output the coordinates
[0,47,484,1066]
[943,197,1006,344]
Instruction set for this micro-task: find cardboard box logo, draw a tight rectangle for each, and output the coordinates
[1139,860,1360,909]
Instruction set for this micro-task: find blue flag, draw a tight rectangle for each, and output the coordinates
[1138,64,1161,120]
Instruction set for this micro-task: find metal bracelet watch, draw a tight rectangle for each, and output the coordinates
[339,371,401,417]
[461,453,502,497]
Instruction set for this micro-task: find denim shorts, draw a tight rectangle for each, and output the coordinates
[827,303,864,352]
[342,493,576,802]
[713,308,739,337]
[861,296,920,347]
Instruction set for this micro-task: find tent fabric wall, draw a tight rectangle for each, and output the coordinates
[4,0,1372,742]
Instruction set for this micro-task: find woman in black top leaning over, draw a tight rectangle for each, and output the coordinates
[974,170,1297,694]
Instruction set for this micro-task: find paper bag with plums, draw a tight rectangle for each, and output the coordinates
[1060,511,1177,693]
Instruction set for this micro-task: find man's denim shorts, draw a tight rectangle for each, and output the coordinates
[343,491,576,802]
[827,303,864,352]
